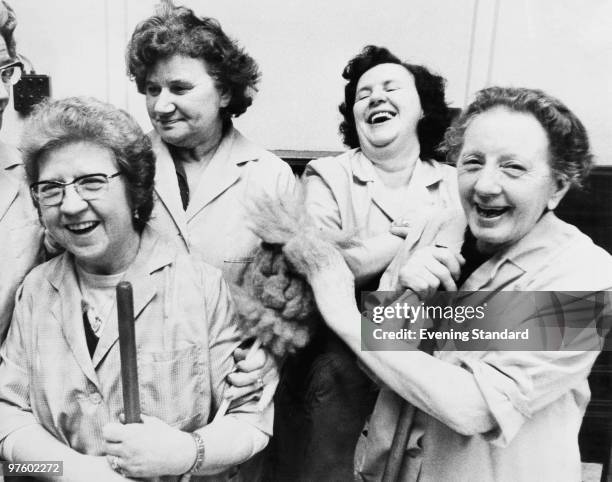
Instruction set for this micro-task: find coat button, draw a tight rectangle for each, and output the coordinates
[89,392,102,404]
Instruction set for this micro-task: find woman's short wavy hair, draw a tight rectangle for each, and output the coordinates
[442,86,593,188]
[20,97,156,231]
[339,45,452,160]
[0,1,17,58]
[126,1,260,122]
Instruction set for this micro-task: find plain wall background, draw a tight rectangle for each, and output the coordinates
[3,0,612,163]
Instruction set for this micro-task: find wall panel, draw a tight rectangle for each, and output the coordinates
[2,1,611,164]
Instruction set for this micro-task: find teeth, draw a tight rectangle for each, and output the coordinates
[369,112,395,124]
[67,221,97,231]
[476,205,507,217]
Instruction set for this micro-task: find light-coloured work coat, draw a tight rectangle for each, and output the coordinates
[0,141,43,342]
[0,228,273,481]
[148,127,295,286]
[358,213,612,482]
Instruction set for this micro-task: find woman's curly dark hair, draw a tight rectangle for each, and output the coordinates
[442,86,593,188]
[339,45,452,161]
[20,97,156,231]
[0,0,17,58]
[126,1,260,122]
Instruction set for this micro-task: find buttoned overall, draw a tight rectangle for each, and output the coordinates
[358,212,612,482]
[269,149,464,481]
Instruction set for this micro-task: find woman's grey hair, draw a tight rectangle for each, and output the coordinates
[20,97,156,231]
[442,86,593,188]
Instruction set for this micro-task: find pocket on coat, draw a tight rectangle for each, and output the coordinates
[223,257,254,264]
[138,344,206,428]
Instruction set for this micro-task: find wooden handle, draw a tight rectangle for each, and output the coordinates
[382,289,431,482]
[381,402,415,482]
[117,281,141,424]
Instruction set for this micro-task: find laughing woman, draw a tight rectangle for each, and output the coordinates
[298,87,612,482]
[271,46,463,481]
[305,45,462,285]
[0,97,273,481]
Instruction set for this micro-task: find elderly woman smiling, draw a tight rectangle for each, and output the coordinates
[0,97,273,481]
[289,87,612,481]
[126,3,294,286]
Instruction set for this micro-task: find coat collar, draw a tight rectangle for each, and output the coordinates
[349,150,444,186]
[350,150,445,221]
[151,126,260,227]
[47,227,174,386]
[461,211,567,291]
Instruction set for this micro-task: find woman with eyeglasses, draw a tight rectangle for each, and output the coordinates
[0,0,43,344]
[0,97,274,481]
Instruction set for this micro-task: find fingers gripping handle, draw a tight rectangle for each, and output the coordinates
[213,338,263,423]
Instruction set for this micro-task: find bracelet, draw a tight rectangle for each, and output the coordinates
[188,431,206,474]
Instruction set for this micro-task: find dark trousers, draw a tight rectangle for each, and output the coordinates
[265,325,378,481]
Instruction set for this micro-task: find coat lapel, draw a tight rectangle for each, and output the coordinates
[91,229,171,368]
[0,168,18,223]
[353,152,408,222]
[151,133,190,241]
[0,142,23,222]
[185,128,246,221]
[358,154,444,223]
[49,256,101,391]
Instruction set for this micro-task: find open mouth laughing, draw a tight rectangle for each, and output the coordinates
[475,203,510,218]
[65,221,100,235]
[367,110,397,124]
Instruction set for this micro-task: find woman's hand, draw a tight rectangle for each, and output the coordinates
[397,246,465,300]
[226,342,278,409]
[389,219,411,239]
[102,415,196,478]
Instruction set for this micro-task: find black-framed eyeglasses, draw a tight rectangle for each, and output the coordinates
[30,172,122,207]
[0,61,24,86]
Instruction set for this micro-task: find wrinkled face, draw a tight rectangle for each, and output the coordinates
[145,55,230,149]
[37,142,139,274]
[352,63,422,152]
[0,36,12,131]
[457,107,569,253]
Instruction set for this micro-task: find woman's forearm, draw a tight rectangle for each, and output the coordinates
[311,277,496,435]
[193,415,268,475]
[343,233,402,283]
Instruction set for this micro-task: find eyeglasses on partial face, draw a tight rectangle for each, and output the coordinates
[0,61,24,86]
[30,172,122,207]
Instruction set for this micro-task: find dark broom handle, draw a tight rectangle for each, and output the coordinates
[117,281,142,424]
[381,402,415,482]
[381,289,433,482]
